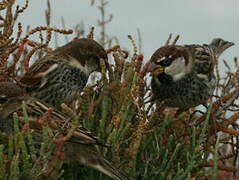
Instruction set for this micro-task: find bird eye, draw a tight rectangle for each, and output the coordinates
[0,96,7,103]
[157,57,174,67]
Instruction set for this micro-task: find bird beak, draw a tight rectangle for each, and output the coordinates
[146,61,164,77]
[146,61,156,72]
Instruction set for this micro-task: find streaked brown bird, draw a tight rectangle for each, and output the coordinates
[18,38,108,110]
[0,82,129,180]
[146,38,234,111]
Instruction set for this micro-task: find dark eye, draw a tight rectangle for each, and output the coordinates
[156,57,173,67]
[0,97,7,103]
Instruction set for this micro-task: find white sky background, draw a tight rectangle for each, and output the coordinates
[18,0,238,70]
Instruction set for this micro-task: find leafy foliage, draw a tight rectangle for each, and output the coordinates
[0,0,239,180]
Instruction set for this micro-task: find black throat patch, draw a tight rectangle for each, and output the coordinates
[157,72,173,84]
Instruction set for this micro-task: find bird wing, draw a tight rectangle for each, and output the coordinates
[2,96,106,147]
[24,98,106,147]
[70,126,107,147]
[18,55,61,88]
[186,45,215,81]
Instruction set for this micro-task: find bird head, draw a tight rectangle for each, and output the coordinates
[0,82,25,113]
[146,45,191,83]
[54,38,108,75]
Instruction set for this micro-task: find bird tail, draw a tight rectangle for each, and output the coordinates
[209,38,234,58]
[92,157,130,180]
[66,143,130,180]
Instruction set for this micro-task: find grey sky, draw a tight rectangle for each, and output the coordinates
[19,0,238,69]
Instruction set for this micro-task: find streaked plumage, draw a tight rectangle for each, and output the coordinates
[18,38,108,110]
[0,82,129,180]
[146,38,234,110]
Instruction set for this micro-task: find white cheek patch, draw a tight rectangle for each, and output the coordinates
[164,57,189,81]
[68,56,90,75]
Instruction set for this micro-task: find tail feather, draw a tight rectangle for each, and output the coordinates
[66,143,130,180]
[209,38,234,58]
[93,158,130,180]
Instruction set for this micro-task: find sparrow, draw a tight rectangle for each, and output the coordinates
[0,82,129,180]
[146,38,234,110]
[18,38,108,110]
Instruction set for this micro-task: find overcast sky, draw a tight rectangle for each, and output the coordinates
[18,0,238,69]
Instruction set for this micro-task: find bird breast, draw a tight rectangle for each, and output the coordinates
[152,71,216,109]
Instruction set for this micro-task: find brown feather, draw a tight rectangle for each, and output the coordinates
[150,45,189,65]
[0,81,129,180]
[18,57,60,88]
[18,38,107,89]
[52,38,107,66]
